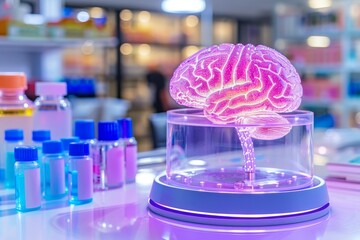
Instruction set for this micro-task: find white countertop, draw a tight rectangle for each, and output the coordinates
[0,161,360,240]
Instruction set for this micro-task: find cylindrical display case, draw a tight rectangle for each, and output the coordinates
[149,108,329,226]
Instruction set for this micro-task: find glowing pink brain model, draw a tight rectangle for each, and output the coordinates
[170,43,303,140]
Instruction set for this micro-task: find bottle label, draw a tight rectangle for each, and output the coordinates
[24,168,41,209]
[77,159,93,200]
[0,108,33,117]
[125,145,138,183]
[106,147,124,187]
[47,158,66,197]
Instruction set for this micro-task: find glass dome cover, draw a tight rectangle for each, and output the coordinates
[165,108,313,192]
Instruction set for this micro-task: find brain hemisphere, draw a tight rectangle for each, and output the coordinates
[170,43,303,140]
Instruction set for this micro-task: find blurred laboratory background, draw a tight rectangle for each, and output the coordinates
[0,0,357,151]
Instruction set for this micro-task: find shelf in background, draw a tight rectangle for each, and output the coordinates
[0,36,117,51]
[295,63,343,74]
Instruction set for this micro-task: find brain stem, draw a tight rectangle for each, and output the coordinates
[236,127,256,181]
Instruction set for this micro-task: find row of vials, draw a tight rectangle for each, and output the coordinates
[2,118,137,212]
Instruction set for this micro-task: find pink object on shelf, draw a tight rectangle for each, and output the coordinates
[169,43,303,140]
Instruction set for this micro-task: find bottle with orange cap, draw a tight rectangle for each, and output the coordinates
[0,72,34,181]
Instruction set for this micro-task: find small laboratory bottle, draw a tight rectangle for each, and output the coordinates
[32,130,51,162]
[95,121,124,190]
[61,137,79,190]
[14,146,41,212]
[0,73,33,180]
[118,118,138,183]
[4,129,24,188]
[32,130,51,191]
[34,82,72,140]
[74,120,97,182]
[42,140,66,200]
[60,137,80,158]
[68,142,93,205]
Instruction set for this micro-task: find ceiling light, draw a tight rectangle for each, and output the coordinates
[77,11,90,22]
[120,9,133,21]
[89,7,104,19]
[308,0,332,9]
[162,0,206,13]
[306,36,330,48]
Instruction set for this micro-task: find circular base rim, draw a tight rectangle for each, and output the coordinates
[148,174,330,226]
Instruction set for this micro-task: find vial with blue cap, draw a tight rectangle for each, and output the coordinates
[61,137,79,192]
[68,142,93,205]
[74,119,97,183]
[32,130,51,190]
[42,140,66,200]
[95,121,124,190]
[32,129,51,163]
[4,129,24,188]
[118,118,138,183]
[14,146,41,212]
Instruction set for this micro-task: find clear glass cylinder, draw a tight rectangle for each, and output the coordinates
[166,108,314,192]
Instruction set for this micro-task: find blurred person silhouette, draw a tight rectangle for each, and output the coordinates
[146,63,170,113]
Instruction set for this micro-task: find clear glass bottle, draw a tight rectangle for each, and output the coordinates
[34,82,72,140]
[42,140,66,200]
[0,73,34,180]
[68,142,93,205]
[32,129,51,162]
[14,146,41,212]
[74,119,97,183]
[95,121,124,190]
[60,136,79,192]
[60,137,80,158]
[118,118,138,183]
[32,130,51,191]
[4,129,24,188]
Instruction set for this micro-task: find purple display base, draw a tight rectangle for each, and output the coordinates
[168,167,312,192]
[149,174,330,226]
[149,199,330,226]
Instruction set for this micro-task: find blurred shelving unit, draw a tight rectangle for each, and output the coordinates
[117,9,240,150]
[0,5,118,100]
[274,0,360,128]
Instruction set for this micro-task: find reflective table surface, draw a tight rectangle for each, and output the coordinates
[0,150,359,240]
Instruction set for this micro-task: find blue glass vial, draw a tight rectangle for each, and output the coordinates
[14,146,41,212]
[32,130,51,162]
[4,129,24,188]
[95,121,124,190]
[68,142,93,205]
[74,120,97,184]
[61,137,80,193]
[118,118,138,183]
[42,140,66,200]
[32,130,51,189]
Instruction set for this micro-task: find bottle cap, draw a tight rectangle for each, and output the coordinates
[60,137,80,152]
[69,142,90,156]
[0,72,27,90]
[98,121,119,141]
[5,129,24,141]
[35,82,67,96]
[14,146,38,161]
[42,140,63,154]
[117,118,134,138]
[74,120,95,140]
[32,130,51,142]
